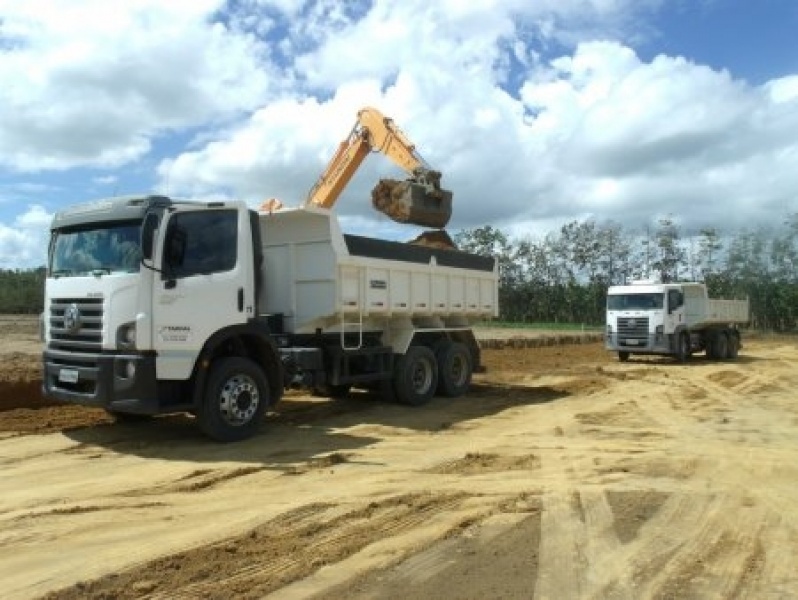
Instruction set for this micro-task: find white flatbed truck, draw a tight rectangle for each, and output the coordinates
[605,281,749,362]
[42,196,498,441]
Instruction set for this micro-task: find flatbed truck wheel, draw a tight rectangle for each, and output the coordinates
[198,357,269,442]
[618,351,630,362]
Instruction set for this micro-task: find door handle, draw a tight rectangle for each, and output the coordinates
[238,288,244,312]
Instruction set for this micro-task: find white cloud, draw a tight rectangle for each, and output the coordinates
[515,41,798,230]
[1,0,796,269]
[0,205,52,267]
[92,175,118,186]
[161,33,798,238]
[0,0,275,171]
[766,75,798,103]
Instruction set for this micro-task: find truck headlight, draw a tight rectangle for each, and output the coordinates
[116,323,137,349]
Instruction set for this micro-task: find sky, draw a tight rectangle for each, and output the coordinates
[1,0,797,268]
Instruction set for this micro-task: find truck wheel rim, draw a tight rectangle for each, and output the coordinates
[411,357,433,394]
[449,354,467,386]
[219,374,259,426]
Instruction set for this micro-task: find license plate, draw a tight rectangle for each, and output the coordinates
[624,339,641,346]
[59,368,79,384]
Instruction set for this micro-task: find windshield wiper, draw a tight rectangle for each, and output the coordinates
[51,269,73,278]
[92,267,113,276]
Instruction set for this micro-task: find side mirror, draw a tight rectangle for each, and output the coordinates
[141,213,159,261]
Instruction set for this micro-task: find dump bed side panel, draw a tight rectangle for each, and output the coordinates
[705,298,750,325]
[257,208,498,334]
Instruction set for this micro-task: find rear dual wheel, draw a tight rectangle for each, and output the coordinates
[713,332,729,360]
[727,333,740,359]
[392,345,438,406]
[708,330,739,360]
[435,341,473,397]
[391,341,475,406]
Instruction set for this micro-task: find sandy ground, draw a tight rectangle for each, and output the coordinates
[1,316,797,599]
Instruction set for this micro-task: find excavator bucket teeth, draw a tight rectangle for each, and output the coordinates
[371,179,453,229]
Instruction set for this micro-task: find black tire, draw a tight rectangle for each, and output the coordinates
[393,345,438,406]
[312,383,352,399]
[714,332,729,360]
[705,333,717,359]
[618,351,630,362]
[676,332,690,363]
[436,341,472,397]
[198,357,269,442]
[727,333,740,359]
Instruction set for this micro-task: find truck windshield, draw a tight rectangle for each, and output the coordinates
[50,222,142,276]
[607,293,664,310]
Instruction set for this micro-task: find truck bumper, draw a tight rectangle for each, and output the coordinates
[605,333,671,355]
[42,349,160,414]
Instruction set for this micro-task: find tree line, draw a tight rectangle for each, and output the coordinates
[454,213,798,332]
[0,268,45,314]
[2,214,796,331]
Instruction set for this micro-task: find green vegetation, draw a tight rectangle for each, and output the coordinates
[476,321,603,332]
[0,268,45,314]
[4,212,797,333]
[455,213,798,332]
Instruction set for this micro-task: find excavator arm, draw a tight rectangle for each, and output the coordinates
[304,107,452,229]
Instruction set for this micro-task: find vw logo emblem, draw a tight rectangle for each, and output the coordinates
[63,303,81,333]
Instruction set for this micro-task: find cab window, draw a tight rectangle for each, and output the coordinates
[164,210,237,278]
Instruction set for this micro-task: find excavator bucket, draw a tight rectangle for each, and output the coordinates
[371,178,453,229]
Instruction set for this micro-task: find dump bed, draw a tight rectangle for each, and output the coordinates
[681,284,749,328]
[257,207,498,334]
[696,298,750,326]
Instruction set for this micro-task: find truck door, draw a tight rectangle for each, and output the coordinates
[665,289,684,334]
[151,206,253,380]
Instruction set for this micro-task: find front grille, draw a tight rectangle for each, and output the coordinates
[617,316,649,338]
[49,297,104,353]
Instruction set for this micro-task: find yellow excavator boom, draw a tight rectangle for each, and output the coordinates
[304,107,452,228]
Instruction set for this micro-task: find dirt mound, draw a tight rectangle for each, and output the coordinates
[406,229,457,250]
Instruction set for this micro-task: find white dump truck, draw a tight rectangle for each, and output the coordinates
[42,196,498,441]
[605,280,749,362]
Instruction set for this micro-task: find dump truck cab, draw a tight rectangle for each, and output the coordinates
[606,281,748,362]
